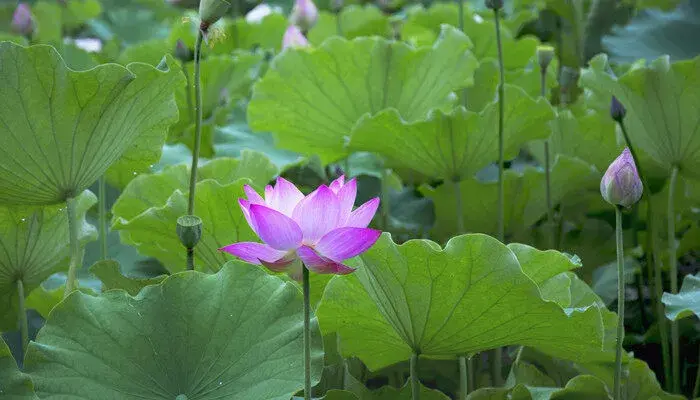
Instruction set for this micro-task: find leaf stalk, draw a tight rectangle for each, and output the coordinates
[614,205,625,400]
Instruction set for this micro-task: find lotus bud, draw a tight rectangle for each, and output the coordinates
[289,0,318,33]
[177,215,203,249]
[600,148,643,208]
[174,39,194,62]
[199,0,231,31]
[11,3,33,36]
[282,25,309,49]
[537,45,554,71]
[485,0,503,10]
[331,0,343,14]
[610,96,626,123]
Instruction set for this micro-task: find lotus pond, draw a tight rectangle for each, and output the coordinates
[0,0,699,399]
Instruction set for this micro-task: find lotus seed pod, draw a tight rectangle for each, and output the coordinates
[537,45,555,71]
[177,215,203,249]
[199,0,231,30]
[289,0,318,33]
[600,148,643,208]
[11,3,33,36]
[610,96,627,123]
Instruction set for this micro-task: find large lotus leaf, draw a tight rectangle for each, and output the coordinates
[402,3,539,68]
[0,190,96,331]
[248,25,478,163]
[579,54,700,180]
[467,374,610,400]
[317,233,605,371]
[214,121,304,170]
[24,262,323,399]
[624,359,685,400]
[0,43,182,204]
[308,6,391,45]
[421,155,598,242]
[114,179,257,272]
[90,260,167,296]
[349,85,554,180]
[0,337,36,398]
[112,151,276,222]
[662,273,700,321]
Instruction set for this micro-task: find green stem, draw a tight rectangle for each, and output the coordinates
[188,29,204,216]
[492,8,505,386]
[410,353,420,400]
[459,356,468,400]
[64,197,82,298]
[540,70,554,249]
[303,265,312,400]
[468,356,476,392]
[618,120,671,388]
[182,62,195,124]
[614,205,625,400]
[457,0,464,32]
[668,165,680,394]
[381,166,391,230]
[693,345,700,399]
[98,176,108,260]
[454,179,465,233]
[17,279,28,357]
[494,8,505,243]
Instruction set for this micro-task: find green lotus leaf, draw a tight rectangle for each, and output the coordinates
[89,260,167,296]
[248,25,478,163]
[624,359,685,400]
[24,262,323,399]
[61,0,102,31]
[0,190,96,330]
[467,375,610,400]
[0,43,182,204]
[214,122,304,171]
[662,273,700,321]
[116,38,170,66]
[25,285,64,320]
[0,337,36,398]
[112,151,276,223]
[350,85,554,181]
[317,233,605,371]
[308,6,391,45]
[579,54,700,179]
[403,3,539,68]
[421,155,598,242]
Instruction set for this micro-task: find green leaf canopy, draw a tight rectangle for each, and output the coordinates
[24,262,323,399]
[0,190,96,330]
[248,25,478,163]
[317,233,605,371]
[579,54,700,180]
[0,42,182,204]
[349,85,555,181]
[0,337,36,398]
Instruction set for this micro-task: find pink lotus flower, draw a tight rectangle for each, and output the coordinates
[220,176,381,278]
[282,25,309,49]
[289,0,318,32]
[11,3,33,35]
[600,147,643,207]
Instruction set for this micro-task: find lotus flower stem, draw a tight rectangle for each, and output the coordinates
[617,119,671,387]
[381,166,391,230]
[17,279,28,357]
[182,62,195,124]
[459,356,468,399]
[540,72,554,249]
[668,164,680,394]
[453,179,465,233]
[303,265,312,400]
[98,176,108,260]
[457,0,464,31]
[492,6,505,386]
[614,205,625,400]
[410,353,420,400]
[64,197,83,298]
[188,29,204,217]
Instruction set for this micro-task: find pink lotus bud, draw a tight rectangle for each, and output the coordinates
[219,176,381,279]
[282,25,309,49]
[600,148,643,207]
[11,3,33,36]
[289,0,318,32]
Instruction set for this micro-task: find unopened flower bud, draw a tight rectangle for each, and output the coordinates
[600,148,643,208]
[289,0,318,33]
[282,25,309,49]
[177,215,203,249]
[199,0,231,31]
[485,0,503,10]
[610,96,626,123]
[11,3,33,36]
[537,45,554,71]
[174,39,193,62]
[331,0,343,14]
